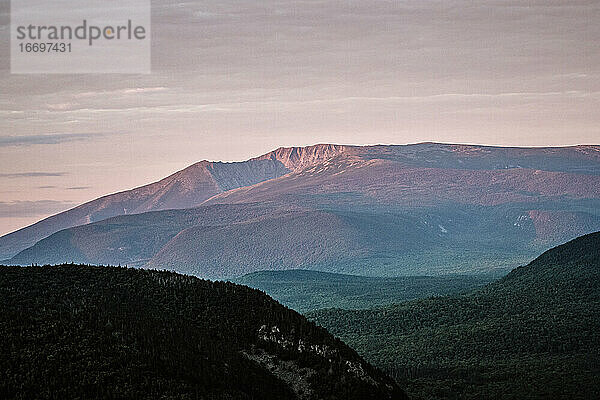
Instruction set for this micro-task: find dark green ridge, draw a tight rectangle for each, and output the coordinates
[0,264,407,400]
[308,232,600,400]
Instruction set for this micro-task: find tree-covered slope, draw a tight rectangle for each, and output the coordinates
[0,265,406,400]
[308,232,600,399]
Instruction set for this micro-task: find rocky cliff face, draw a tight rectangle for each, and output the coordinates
[256,144,353,170]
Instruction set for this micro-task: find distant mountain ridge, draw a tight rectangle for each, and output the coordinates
[3,143,600,277]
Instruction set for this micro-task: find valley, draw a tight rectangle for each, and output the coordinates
[234,270,493,312]
[2,231,599,399]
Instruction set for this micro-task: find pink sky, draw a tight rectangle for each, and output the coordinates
[1,0,599,236]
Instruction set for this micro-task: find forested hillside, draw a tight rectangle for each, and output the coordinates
[309,232,600,399]
[0,265,406,400]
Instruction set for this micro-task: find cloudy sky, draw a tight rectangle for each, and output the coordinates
[1,0,599,235]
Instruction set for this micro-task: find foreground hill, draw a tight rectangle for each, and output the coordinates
[309,232,600,399]
[234,270,492,312]
[0,265,406,400]
[4,143,600,277]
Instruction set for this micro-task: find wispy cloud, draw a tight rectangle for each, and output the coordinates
[36,185,91,190]
[122,87,168,95]
[0,200,76,218]
[0,133,106,147]
[0,172,66,178]
[73,87,168,98]
[66,186,91,190]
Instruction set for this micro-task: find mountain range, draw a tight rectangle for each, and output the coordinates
[2,143,600,278]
